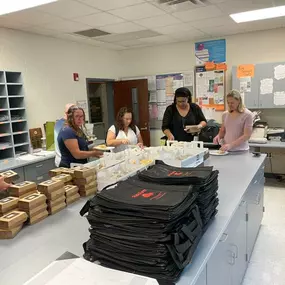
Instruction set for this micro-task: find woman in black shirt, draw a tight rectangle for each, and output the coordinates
[162,87,207,142]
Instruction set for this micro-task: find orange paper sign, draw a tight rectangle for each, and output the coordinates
[237,64,255,78]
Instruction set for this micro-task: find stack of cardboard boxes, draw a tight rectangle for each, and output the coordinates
[0,197,19,217]
[9,182,37,199]
[51,173,73,186]
[73,167,97,197]
[64,185,80,205]
[0,170,19,184]
[38,180,66,215]
[0,210,28,239]
[19,193,48,225]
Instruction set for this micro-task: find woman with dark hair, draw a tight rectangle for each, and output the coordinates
[57,106,102,168]
[106,107,143,153]
[162,87,207,142]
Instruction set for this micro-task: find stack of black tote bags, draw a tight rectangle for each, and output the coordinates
[81,161,219,284]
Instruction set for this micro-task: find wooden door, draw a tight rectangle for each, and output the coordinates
[113,79,150,146]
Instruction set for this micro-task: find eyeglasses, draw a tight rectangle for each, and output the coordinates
[176,99,188,104]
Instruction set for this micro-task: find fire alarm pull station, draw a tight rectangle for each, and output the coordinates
[73,73,79,81]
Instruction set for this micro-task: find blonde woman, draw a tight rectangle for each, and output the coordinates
[57,106,102,168]
[213,90,253,152]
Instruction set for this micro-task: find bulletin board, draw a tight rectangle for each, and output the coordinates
[148,72,194,129]
[232,61,285,109]
[195,66,226,111]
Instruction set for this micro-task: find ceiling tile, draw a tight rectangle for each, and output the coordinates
[75,12,125,27]
[0,17,31,29]
[118,39,147,47]
[88,41,127,50]
[139,35,176,43]
[42,19,92,33]
[37,0,100,19]
[100,22,146,34]
[2,9,62,26]
[78,0,145,11]
[239,17,285,33]
[151,23,196,34]
[18,26,61,36]
[96,30,160,42]
[199,24,245,37]
[170,29,208,40]
[109,3,165,21]
[191,16,236,29]
[173,5,223,22]
[217,0,273,14]
[150,0,205,13]
[134,14,181,28]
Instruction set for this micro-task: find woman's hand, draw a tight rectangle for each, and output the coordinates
[167,133,175,141]
[213,135,220,144]
[0,176,11,191]
[92,150,103,158]
[121,139,130,145]
[220,144,231,152]
[137,143,144,149]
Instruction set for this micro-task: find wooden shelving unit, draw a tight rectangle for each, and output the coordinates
[0,71,30,161]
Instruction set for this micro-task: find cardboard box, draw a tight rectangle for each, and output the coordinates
[48,202,66,215]
[51,174,73,183]
[24,203,47,217]
[0,197,19,214]
[47,195,65,208]
[9,181,37,197]
[18,193,46,210]
[0,170,19,184]
[66,193,80,205]
[38,180,64,195]
[0,211,28,230]
[0,225,23,239]
[74,175,96,186]
[49,168,65,177]
[46,188,65,201]
[73,166,95,178]
[64,185,79,197]
[29,210,48,225]
[61,168,75,178]
[78,181,97,192]
[79,188,96,197]
[18,190,38,199]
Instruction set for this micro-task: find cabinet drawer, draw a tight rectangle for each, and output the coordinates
[13,167,25,183]
[24,159,54,181]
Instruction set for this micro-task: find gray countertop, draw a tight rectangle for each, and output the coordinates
[249,140,285,148]
[0,140,106,172]
[0,152,266,285]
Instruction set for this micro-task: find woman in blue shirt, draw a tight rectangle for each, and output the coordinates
[57,106,102,168]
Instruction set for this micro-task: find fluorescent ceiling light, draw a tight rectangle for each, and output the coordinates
[0,0,57,16]
[230,5,285,23]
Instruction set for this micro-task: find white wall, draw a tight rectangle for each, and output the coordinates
[0,28,121,129]
[119,27,285,145]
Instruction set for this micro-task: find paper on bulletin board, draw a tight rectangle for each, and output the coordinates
[149,104,158,119]
[183,72,194,86]
[237,64,255,78]
[157,90,166,103]
[156,77,166,90]
[260,78,273,95]
[173,80,184,92]
[149,91,157,103]
[147,76,156,91]
[274,65,285,80]
[240,77,251,93]
[157,104,167,120]
[274,91,285,106]
[166,77,174,96]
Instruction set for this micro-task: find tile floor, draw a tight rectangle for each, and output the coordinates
[242,179,285,285]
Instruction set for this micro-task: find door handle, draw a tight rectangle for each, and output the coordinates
[36,164,43,168]
[255,192,261,205]
[140,127,148,131]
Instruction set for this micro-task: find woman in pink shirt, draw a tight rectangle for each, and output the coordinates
[214,90,253,152]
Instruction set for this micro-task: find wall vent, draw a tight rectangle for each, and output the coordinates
[74,29,110,38]
[158,0,209,5]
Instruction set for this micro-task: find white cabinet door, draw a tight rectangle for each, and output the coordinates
[195,267,207,285]
[230,201,247,285]
[207,231,232,285]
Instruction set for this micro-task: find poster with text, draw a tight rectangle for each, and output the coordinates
[195,39,226,65]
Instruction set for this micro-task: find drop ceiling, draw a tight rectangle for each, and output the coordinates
[0,0,285,50]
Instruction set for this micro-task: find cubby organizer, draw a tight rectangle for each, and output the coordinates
[0,71,30,161]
